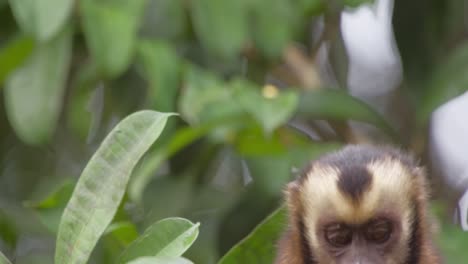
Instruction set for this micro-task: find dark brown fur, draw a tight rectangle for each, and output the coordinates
[337,166,372,203]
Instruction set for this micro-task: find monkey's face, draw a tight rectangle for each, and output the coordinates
[293,157,416,264]
[316,212,403,264]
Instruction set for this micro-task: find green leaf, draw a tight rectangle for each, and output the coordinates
[80,0,147,77]
[190,0,248,58]
[25,180,75,210]
[437,221,468,263]
[4,28,72,145]
[127,256,193,264]
[0,202,49,241]
[137,39,180,111]
[178,65,247,141]
[418,41,468,124]
[298,0,325,15]
[100,220,140,263]
[0,210,18,249]
[179,66,231,125]
[0,35,34,85]
[233,81,298,134]
[128,115,245,202]
[128,151,166,203]
[8,0,74,41]
[431,201,468,263]
[344,0,374,8]
[0,251,12,264]
[55,110,175,264]
[297,89,398,140]
[218,207,287,264]
[66,61,102,141]
[24,180,75,234]
[118,218,200,263]
[234,126,286,156]
[251,0,296,58]
[245,142,340,195]
[104,221,139,247]
[15,253,53,264]
[127,126,205,203]
[142,176,194,226]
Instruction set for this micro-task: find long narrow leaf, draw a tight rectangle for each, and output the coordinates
[118,218,199,263]
[218,207,287,264]
[297,89,398,140]
[55,110,175,264]
[0,251,11,264]
[127,256,193,264]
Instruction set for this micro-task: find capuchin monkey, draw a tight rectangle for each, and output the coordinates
[275,145,441,264]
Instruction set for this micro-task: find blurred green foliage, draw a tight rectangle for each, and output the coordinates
[0,0,467,263]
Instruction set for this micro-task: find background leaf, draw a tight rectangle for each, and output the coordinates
[55,111,174,264]
[0,251,11,264]
[218,207,287,264]
[80,0,147,77]
[251,0,296,58]
[118,218,199,263]
[8,0,74,41]
[0,35,34,85]
[344,0,374,8]
[137,39,180,112]
[128,115,245,203]
[418,41,468,124]
[24,180,75,234]
[296,89,398,140]
[178,66,233,125]
[233,81,298,134]
[190,0,248,58]
[104,221,139,247]
[126,256,193,264]
[4,28,72,145]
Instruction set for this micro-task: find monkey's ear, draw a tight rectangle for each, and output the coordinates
[286,180,300,197]
[412,166,426,176]
[285,180,302,214]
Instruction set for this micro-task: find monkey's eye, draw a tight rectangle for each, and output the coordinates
[364,219,392,243]
[324,223,352,247]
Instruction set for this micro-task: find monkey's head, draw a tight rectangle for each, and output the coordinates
[277,145,440,264]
